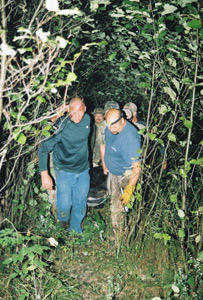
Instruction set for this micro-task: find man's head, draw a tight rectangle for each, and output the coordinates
[123,102,137,122]
[123,102,137,113]
[122,108,133,121]
[106,109,126,135]
[68,97,86,123]
[92,108,105,125]
[104,101,120,115]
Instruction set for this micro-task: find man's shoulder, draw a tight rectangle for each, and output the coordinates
[84,113,90,122]
[133,122,146,130]
[124,121,140,138]
[137,120,146,126]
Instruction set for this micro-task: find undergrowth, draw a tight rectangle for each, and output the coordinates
[0,199,202,300]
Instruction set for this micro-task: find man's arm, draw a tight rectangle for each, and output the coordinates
[128,160,141,187]
[100,144,108,175]
[50,104,68,123]
[120,160,141,206]
[38,132,61,190]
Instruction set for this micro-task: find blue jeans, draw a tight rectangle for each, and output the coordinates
[55,168,90,233]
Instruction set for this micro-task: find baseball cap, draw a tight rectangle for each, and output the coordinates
[104,101,120,112]
[123,102,137,112]
[122,108,133,120]
[92,107,105,115]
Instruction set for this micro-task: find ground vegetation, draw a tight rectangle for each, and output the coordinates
[0,0,202,299]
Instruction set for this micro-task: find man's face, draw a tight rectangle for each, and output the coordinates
[107,119,124,134]
[94,113,104,125]
[69,101,86,123]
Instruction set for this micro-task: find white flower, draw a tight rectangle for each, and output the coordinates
[172,284,180,293]
[178,209,185,218]
[1,43,16,56]
[56,36,67,49]
[36,28,50,43]
[51,88,58,94]
[45,0,59,12]
[151,297,162,300]
[48,237,58,247]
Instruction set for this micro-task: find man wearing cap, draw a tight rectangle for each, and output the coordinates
[100,108,141,244]
[123,102,146,130]
[123,102,167,170]
[91,108,105,167]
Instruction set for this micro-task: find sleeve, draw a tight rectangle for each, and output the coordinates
[122,131,141,166]
[38,132,62,173]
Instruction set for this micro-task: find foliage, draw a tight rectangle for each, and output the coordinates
[0,0,203,298]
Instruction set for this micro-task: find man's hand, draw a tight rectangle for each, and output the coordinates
[41,170,53,190]
[120,184,135,206]
[102,164,109,175]
[50,104,68,123]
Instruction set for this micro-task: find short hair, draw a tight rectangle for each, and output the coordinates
[69,97,85,105]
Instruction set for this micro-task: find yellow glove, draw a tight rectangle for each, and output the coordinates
[120,185,135,206]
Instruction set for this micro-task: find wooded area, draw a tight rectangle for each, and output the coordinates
[0,0,202,299]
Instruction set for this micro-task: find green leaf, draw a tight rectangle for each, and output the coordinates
[108,52,117,61]
[178,229,185,238]
[153,233,171,241]
[120,62,130,70]
[154,233,162,239]
[187,19,202,30]
[189,158,203,165]
[163,87,176,101]
[136,183,141,191]
[146,132,156,141]
[66,72,77,83]
[10,111,18,119]
[168,132,176,142]
[20,115,28,121]
[37,96,46,103]
[99,40,108,46]
[179,168,187,178]
[74,52,81,59]
[42,130,50,137]
[10,272,19,279]
[197,251,203,261]
[187,276,195,288]
[141,72,151,79]
[183,78,193,84]
[16,133,27,144]
[3,257,13,265]
[161,4,177,16]
[138,128,146,135]
[170,194,177,203]
[184,120,193,128]
[32,258,49,268]
[157,138,164,145]
[139,82,151,88]
[158,104,168,115]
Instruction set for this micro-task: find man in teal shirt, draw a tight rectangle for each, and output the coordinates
[38,98,90,233]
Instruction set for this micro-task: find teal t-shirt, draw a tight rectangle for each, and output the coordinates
[38,114,90,173]
[104,121,141,175]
